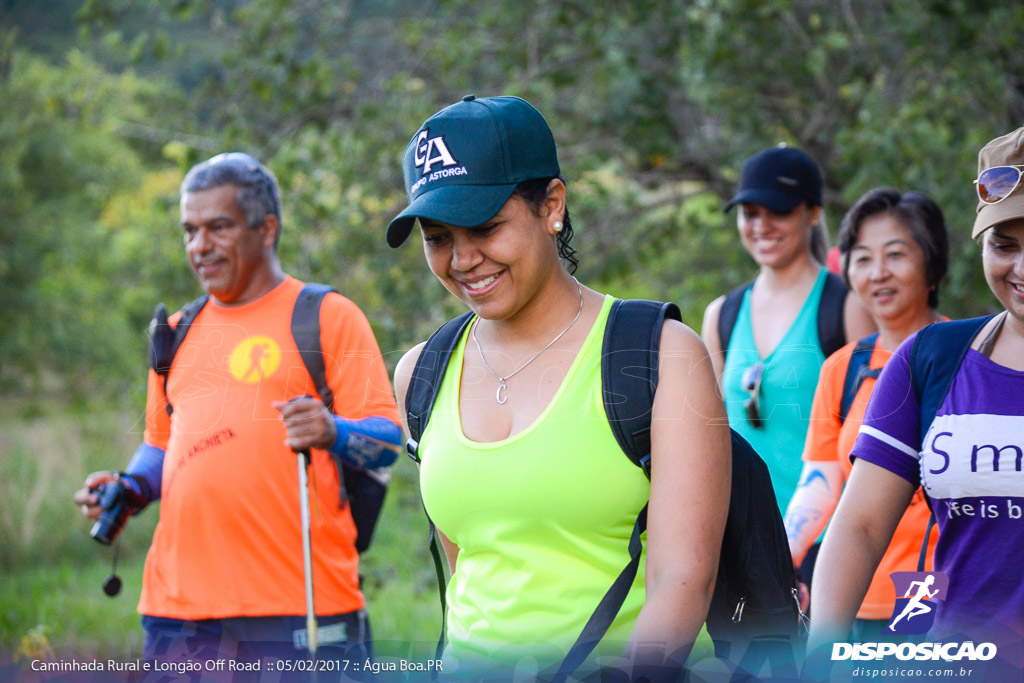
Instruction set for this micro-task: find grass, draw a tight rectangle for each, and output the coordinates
[0,399,441,664]
[0,555,148,660]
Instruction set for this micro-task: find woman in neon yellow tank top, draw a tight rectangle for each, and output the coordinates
[387,96,730,680]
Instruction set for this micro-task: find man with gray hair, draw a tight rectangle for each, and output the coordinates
[74,152,401,673]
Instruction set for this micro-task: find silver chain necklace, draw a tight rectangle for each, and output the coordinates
[471,278,584,405]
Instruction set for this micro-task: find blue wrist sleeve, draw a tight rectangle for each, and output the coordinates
[125,442,165,504]
[330,415,402,469]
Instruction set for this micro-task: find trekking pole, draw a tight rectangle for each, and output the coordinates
[297,448,318,656]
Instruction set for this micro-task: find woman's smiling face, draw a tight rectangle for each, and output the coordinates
[420,187,563,322]
[982,218,1024,325]
[737,202,819,270]
[846,213,933,326]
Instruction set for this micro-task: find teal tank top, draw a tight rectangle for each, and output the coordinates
[722,268,829,511]
[418,296,651,674]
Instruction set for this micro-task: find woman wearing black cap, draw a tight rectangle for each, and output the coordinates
[389,96,730,679]
[807,129,1024,679]
[701,146,874,579]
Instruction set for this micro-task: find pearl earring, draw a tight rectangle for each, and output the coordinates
[553,220,564,233]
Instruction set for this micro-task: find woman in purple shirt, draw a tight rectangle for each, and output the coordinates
[808,129,1024,679]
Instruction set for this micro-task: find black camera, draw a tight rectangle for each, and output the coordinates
[90,475,146,545]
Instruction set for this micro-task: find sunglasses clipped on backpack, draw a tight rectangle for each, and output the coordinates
[742,360,765,429]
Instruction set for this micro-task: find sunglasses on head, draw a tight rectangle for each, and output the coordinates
[975,165,1024,205]
[741,361,765,429]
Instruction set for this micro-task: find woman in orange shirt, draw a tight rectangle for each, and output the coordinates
[784,187,948,641]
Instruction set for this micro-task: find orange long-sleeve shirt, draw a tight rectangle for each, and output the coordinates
[804,336,937,620]
[139,276,399,620]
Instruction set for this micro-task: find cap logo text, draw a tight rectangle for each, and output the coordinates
[414,129,458,174]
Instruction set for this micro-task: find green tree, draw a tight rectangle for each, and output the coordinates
[7,0,1024,379]
[0,44,184,393]
[392,0,1024,319]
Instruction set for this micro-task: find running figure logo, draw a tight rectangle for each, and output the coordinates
[228,336,282,384]
[886,571,949,634]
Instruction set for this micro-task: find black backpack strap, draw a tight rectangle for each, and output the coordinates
[549,300,680,678]
[291,283,338,412]
[838,332,881,425]
[909,315,993,443]
[917,512,937,573]
[817,272,848,359]
[292,283,395,553]
[427,520,449,664]
[149,304,173,375]
[597,299,798,668]
[602,299,683,476]
[169,295,209,364]
[402,312,476,672]
[405,312,475,462]
[551,505,648,683]
[150,294,208,416]
[717,281,753,363]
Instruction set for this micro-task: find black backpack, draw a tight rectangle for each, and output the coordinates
[149,283,389,554]
[405,299,801,677]
[717,272,848,362]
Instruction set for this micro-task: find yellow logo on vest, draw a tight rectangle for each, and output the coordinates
[229,336,281,383]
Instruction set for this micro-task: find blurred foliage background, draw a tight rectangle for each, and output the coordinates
[1,0,1023,664]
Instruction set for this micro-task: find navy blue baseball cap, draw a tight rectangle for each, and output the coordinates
[386,95,561,248]
[724,145,823,213]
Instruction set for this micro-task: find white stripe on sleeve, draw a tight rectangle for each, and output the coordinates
[858,425,920,459]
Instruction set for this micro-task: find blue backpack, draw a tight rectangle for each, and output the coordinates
[842,316,994,436]
[405,299,801,678]
[838,332,881,425]
[907,316,995,441]
[839,316,996,570]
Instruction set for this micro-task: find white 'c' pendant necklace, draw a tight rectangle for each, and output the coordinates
[471,279,584,405]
